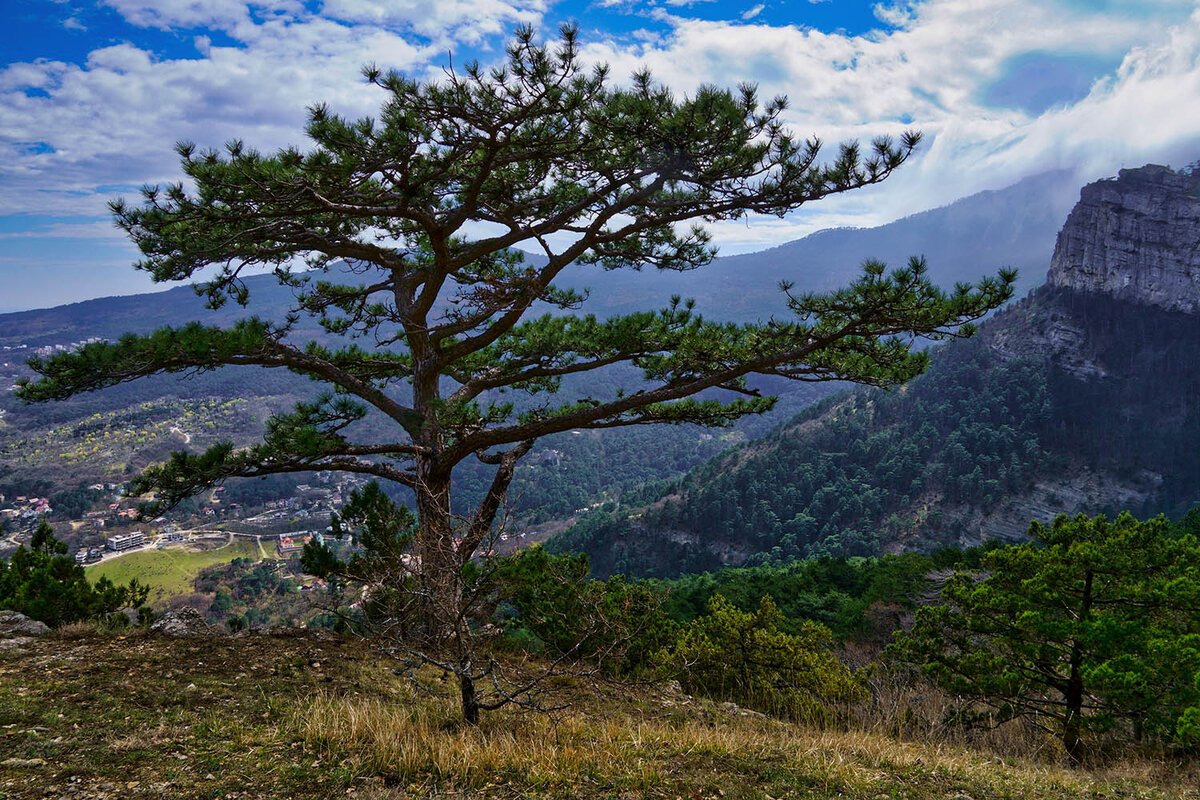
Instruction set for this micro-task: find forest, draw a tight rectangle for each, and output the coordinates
[554,287,1200,577]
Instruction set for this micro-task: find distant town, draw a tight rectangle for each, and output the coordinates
[2,337,107,391]
[0,468,368,582]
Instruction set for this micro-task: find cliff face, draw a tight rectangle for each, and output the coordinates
[1047,165,1200,314]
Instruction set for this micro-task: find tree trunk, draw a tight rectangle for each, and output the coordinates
[460,672,481,726]
[414,470,461,645]
[1062,667,1084,765]
[1062,569,1094,766]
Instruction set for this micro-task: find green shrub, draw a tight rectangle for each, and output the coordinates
[664,594,864,723]
[0,519,148,627]
[495,546,676,675]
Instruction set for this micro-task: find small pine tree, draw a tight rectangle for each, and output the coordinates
[0,519,149,627]
[892,512,1200,763]
[665,594,865,722]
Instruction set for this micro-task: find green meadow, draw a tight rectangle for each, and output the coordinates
[87,539,262,600]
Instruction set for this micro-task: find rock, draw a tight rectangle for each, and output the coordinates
[0,611,51,639]
[149,608,216,637]
[1,757,47,768]
[0,637,35,650]
[1047,164,1200,314]
[716,700,767,719]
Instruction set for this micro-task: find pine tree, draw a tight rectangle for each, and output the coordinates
[892,512,1200,763]
[0,519,149,627]
[17,26,1013,723]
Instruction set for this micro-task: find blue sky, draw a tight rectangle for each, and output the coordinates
[2,0,1199,311]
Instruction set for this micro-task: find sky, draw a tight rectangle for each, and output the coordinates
[1,0,1199,312]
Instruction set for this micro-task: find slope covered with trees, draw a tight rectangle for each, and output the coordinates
[552,285,1200,577]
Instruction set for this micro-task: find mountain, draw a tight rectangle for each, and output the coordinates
[0,169,1075,351]
[550,164,1200,578]
[554,170,1075,320]
[1046,164,1200,313]
[0,170,1079,523]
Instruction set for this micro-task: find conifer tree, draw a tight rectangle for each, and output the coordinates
[0,519,148,627]
[892,513,1200,763]
[17,26,1013,722]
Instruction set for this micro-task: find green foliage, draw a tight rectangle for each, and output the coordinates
[891,512,1200,762]
[494,547,675,674]
[49,486,105,520]
[210,588,232,615]
[555,338,1049,575]
[300,481,432,639]
[664,594,865,723]
[658,548,983,641]
[302,481,416,592]
[0,519,149,627]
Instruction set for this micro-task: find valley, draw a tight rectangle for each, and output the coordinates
[3,165,1198,600]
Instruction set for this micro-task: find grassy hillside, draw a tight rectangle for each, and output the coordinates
[87,540,261,601]
[1,630,1196,800]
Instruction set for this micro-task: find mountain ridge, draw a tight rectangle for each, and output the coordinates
[0,169,1075,349]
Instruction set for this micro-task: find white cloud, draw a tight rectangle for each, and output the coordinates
[320,0,549,45]
[575,0,1200,250]
[100,1,307,33]
[0,17,430,217]
[101,0,256,31]
[742,4,765,21]
[3,0,1200,308]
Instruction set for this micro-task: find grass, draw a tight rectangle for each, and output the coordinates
[299,683,1200,800]
[1,630,1197,800]
[86,539,260,599]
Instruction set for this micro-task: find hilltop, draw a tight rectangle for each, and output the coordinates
[1,628,1196,800]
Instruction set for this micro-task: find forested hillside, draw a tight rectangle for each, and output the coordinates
[549,165,1200,577]
[552,285,1200,577]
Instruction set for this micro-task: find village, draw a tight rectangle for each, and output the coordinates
[1,338,106,392]
[0,469,369,587]
[1,459,540,604]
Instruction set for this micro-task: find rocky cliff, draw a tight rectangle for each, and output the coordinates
[1047,165,1200,313]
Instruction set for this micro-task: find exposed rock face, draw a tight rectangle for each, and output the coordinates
[0,611,51,638]
[1047,164,1200,314]
[150,608,216,637]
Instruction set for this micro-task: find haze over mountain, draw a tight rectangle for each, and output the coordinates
[555,170,1076,321]
[0,170,1075,351]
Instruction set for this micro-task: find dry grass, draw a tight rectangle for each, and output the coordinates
[850,665,1200,788]
[52,619,101,639]
[850,664,1058,758]
[295,670,1200,800]
[3,628,1194,800]
[107,722,191,752]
